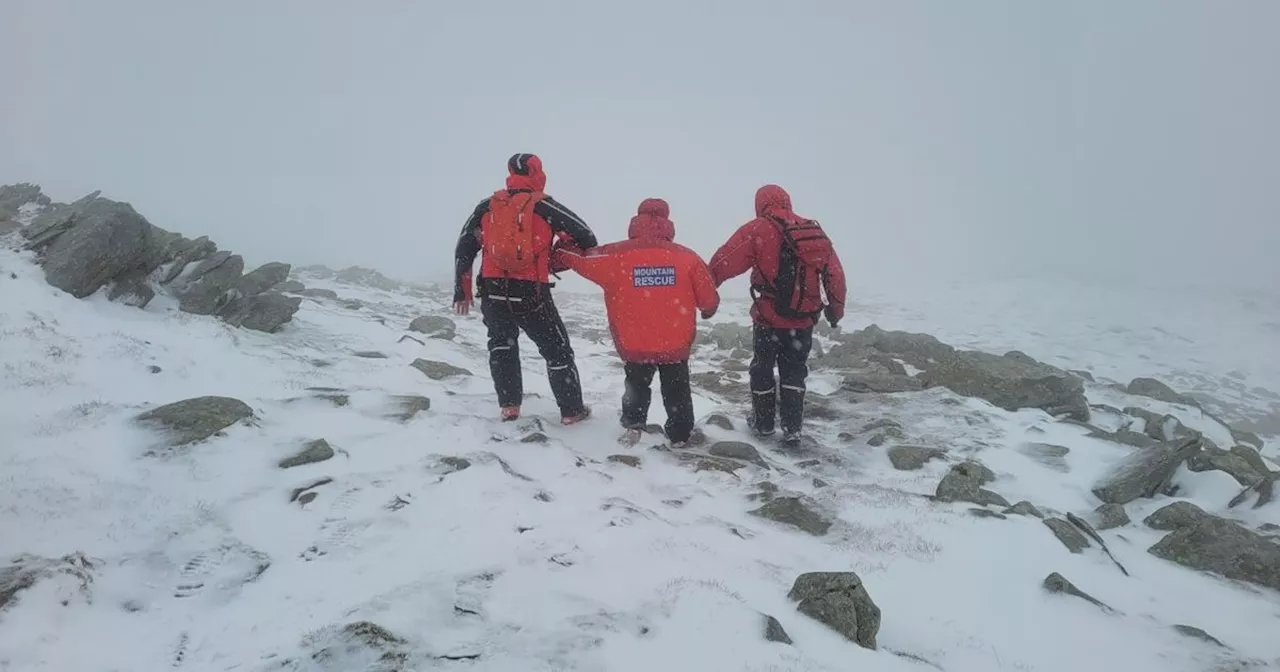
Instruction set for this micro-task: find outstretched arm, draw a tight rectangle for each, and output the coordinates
[552,245,615,287]
[453,198,489,313]
[690,256,720,319]
[708,221,758,286]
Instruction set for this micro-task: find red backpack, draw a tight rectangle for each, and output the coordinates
[482,189,547,275]
[756,215,834,320]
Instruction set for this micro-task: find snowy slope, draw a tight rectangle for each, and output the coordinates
[2,238,1279,672]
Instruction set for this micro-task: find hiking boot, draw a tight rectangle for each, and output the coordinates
[561,405,592,425]
[500,405,521,422]
[782,429,802,446]
[747,416,776,437]
[617,428,643,446]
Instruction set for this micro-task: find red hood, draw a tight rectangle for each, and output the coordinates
[755,184,793,218]
[628,198,675,241]
[506,153,547,192]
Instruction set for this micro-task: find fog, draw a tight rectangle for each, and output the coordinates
[4,0,1278,295]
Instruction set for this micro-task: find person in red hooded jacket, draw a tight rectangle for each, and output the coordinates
[553,198,720,446]
[453,153,598,424]
[708,184,846,445]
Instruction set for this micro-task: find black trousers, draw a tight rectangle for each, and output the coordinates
[620,361,694,443]
[481,293,585,416]
[749,324,814,434]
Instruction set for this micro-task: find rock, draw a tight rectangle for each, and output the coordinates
[289,477,333,503]
[700,322,752,350]
[234,262,291,296]
[1229,426,1265,451]
[1143,501,1216,531]
[1017,442,1071,472]
[106,272,156,308]
[1094,503,1131,530]
[178,253,245,315]
[1070,369,1096,382]
[834,324,956,371]
[0,182,51,218]
[861,419,904,436]
[762,614,792,645]
[353,350,388,359]
[275,279,306,293]
[135,396,254,446]
[709,441,767,468]
[918,350,1089,421]
[840,370,924,394]
[1127,377,1195,405]
[438,456,471,473]
[970,508,1007,520]
[278,439,335,469]
[1087,426,1163,449]
[1003,501,1044,518]
[749,497,832,536]
[704,413,734,431]
[1090,436,1203,505]
[688,455,747,475]
[1043,517,1091,553]
[1124,407,1197,443]
[1042,572,1112,612]
[0,552,95,613]
[1227,472,1276,510]
[385,394,430,422]
[1188,445,1270,486]
[1147,512,1280,592]
[410,359,472,380]
[218,291,302,333]
[521,432,549,444]
[159,235,216,284]
[1172,624,1225,647]
[409,315,457,339]
[297,287,339,300]
[28,196,168,299]
[887,445,946,471]
[0,215,19,236]
[934,462,1009,507]
[787,571,881,650]
[608,454,641,468]
[334,265,402,291]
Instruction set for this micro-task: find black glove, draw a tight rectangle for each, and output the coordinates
[824,306,840,329]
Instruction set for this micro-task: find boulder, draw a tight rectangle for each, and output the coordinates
[699,322,752,350]
[762,614,792,645]
[1094,503,1131,530]
[1123,407,1197,442]
[106,272,156,308]
[408,315,457,340]
[787,571,881,649]
[26,196,168,299]
[218,291,302,333]
[411,359,472,380]
[1090,436,1203,505]
[607,454,641,468]
[178,253,245,315]
[0,215,19,236]
[1187,445,1270,486]
[1147,510,1280,592]
[276,279,306,293]
[887,445,946,471]
[1042,572,1112,612]
[934,462,1009,507]
[704,413,734,431]
[160,236,217,284]
[1043,517,1090,553]
[1003,501,1044,518]
[1171,625,1225,648]
[235,262,292,297]
[297,288,339,300]
[832,325,955,371]
[135,396,254,446]
[709,441,767,468]
[1143,501,1216,532]
[1017,442,1071,473]
[919,350,1089,421]
[1228,472,1276,511]
[749,497,831,536]
[1126,377,1196,406]
[278,439,335,469]
[0,182,51,218]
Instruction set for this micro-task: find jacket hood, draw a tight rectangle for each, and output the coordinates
[754,184,793,218]
[628,198,675,241]
[506,153,547,192]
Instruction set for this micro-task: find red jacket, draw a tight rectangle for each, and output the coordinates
[554,198,720,364]
[708,184,846,329]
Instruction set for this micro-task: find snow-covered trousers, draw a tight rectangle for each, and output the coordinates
[620,361,694,443]
[749,324,814,434]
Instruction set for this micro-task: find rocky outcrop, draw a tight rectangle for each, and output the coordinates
[1126,377,1197,406]
[787,571,881,650]
[1228,472,1276,511]
[135,396,254,447]
[1043,517,1090,553]
[6,184,302,333]
[1094,503,1131,530]
[0,183,51,219]
[918,350,1089,422]
[887,445,946,471]
[708,441,767,468]
[934,462,1009,507]
[1042,572,1113,612]
[1090,436,1203,505]
[1187,444,1270,486]
[1144,503,1280,592]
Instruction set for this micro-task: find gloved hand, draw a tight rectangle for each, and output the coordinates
[824,305,840,329]
[701,308,717,320]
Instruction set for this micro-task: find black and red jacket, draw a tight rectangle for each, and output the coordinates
[454,154,598,302]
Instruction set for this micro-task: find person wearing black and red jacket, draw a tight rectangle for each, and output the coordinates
[453,153,598,424]
[708,184,847,443]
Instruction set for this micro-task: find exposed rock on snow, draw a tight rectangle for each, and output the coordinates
[1146,510,1280,592]
[887,445,946,471]
[708,441,767,468]
[1090,436,1203,505]
[1042,572,1113,613]
[234,261,291,296]
[934,461,1009,507]
[1172,624,1226,648]
[1227,472,1276,511]
[607,454,641,468]
[135,395,254,446]
[278,439,335,469]
[0,552,96,613]
[275,279,306,293]
[297,287,339,300]
[410,359,472,380]
[749,497,832,536]
[1094,503,1131,530]
[0,183,51,219]
[762,613,793,644]
[918,350,1090,422]
[1187,444,1271,486]
[698,322,752,350]
[787,571,882,650]
[1043,517,1091,553]
[300,620,409,670]
[408,315,457,340]
[1127,377,1197,406]
[1016,442,1071,472]
[1003,500,1044,518]
[704,413,734,430]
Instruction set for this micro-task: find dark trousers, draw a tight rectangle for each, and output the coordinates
[749,324,814,434]
[621,361,694,443]
[481,293,585,416]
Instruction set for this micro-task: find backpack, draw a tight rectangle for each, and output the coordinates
[756,215,834,320]
[482,189,546,275]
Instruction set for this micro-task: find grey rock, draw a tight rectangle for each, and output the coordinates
[841,370,924,394]
[1070,369,1096,382]
[409,315,457,339]
[0,552,95,613]
[787,571,881,650]
[106,272,156,308]
[1229,426,1265,451]
[1094,503,1131,530]
[278,439,335,469]
[438,456,471,473]
[608,454,641,468]
[709,441,767,468]
[289,477,333,503]
[833,324,956,371]
[1123,407,1197,442]
[1172,624,1225,647]
[219,291,302,333]
[1228,472,1276,510]
[1188,445,1269,486]
[0,182,51,218]
[158,235,216,284]
[521,432,549,444]
[30,197,168,299]
[1003,500,1044,518]
[1017,442,1071,472]
[178,254,245,316]
[1090,436,1203,505]
[275,279,305,293]
[135,396,253,446]
[1147,511,1280,592]
[334,265,402,291]
[688,455,747,474]
[749,497,832,536]
[861,419,905,436]
[934,462,1009,507]
[235,262,291,297]
[185,249,234,282]
[969,508,1007,520]
[297,287,339,300]
[1144,501,1217,531]
[0,216,21,236]
[385,395,430,422]
[1087,426,1163,449]
[887,445,946,471]
[1042,572,1113,612]
[1043,517,1091,553]
[1127,377,1195,405]
[704,413,734,431]
[410,359,472,380]
[762,614,792,645]
[353,350,388,359]
[699,322,752,350]
[919,350,1089,421]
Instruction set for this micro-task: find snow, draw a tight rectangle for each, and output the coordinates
[2,242,1279,672]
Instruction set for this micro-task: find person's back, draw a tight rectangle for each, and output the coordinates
[555,198,718,445]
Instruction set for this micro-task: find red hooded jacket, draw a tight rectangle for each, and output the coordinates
[708,184,847,329]
[554,198,720,364]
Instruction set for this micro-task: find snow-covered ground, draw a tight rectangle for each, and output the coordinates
[2,237,1278,672]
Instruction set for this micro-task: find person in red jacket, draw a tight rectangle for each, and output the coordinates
[708,184,846,445]
[453,153,598,424]
[554,198,720,446]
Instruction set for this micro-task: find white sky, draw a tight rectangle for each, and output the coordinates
[3,0,1278,292]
